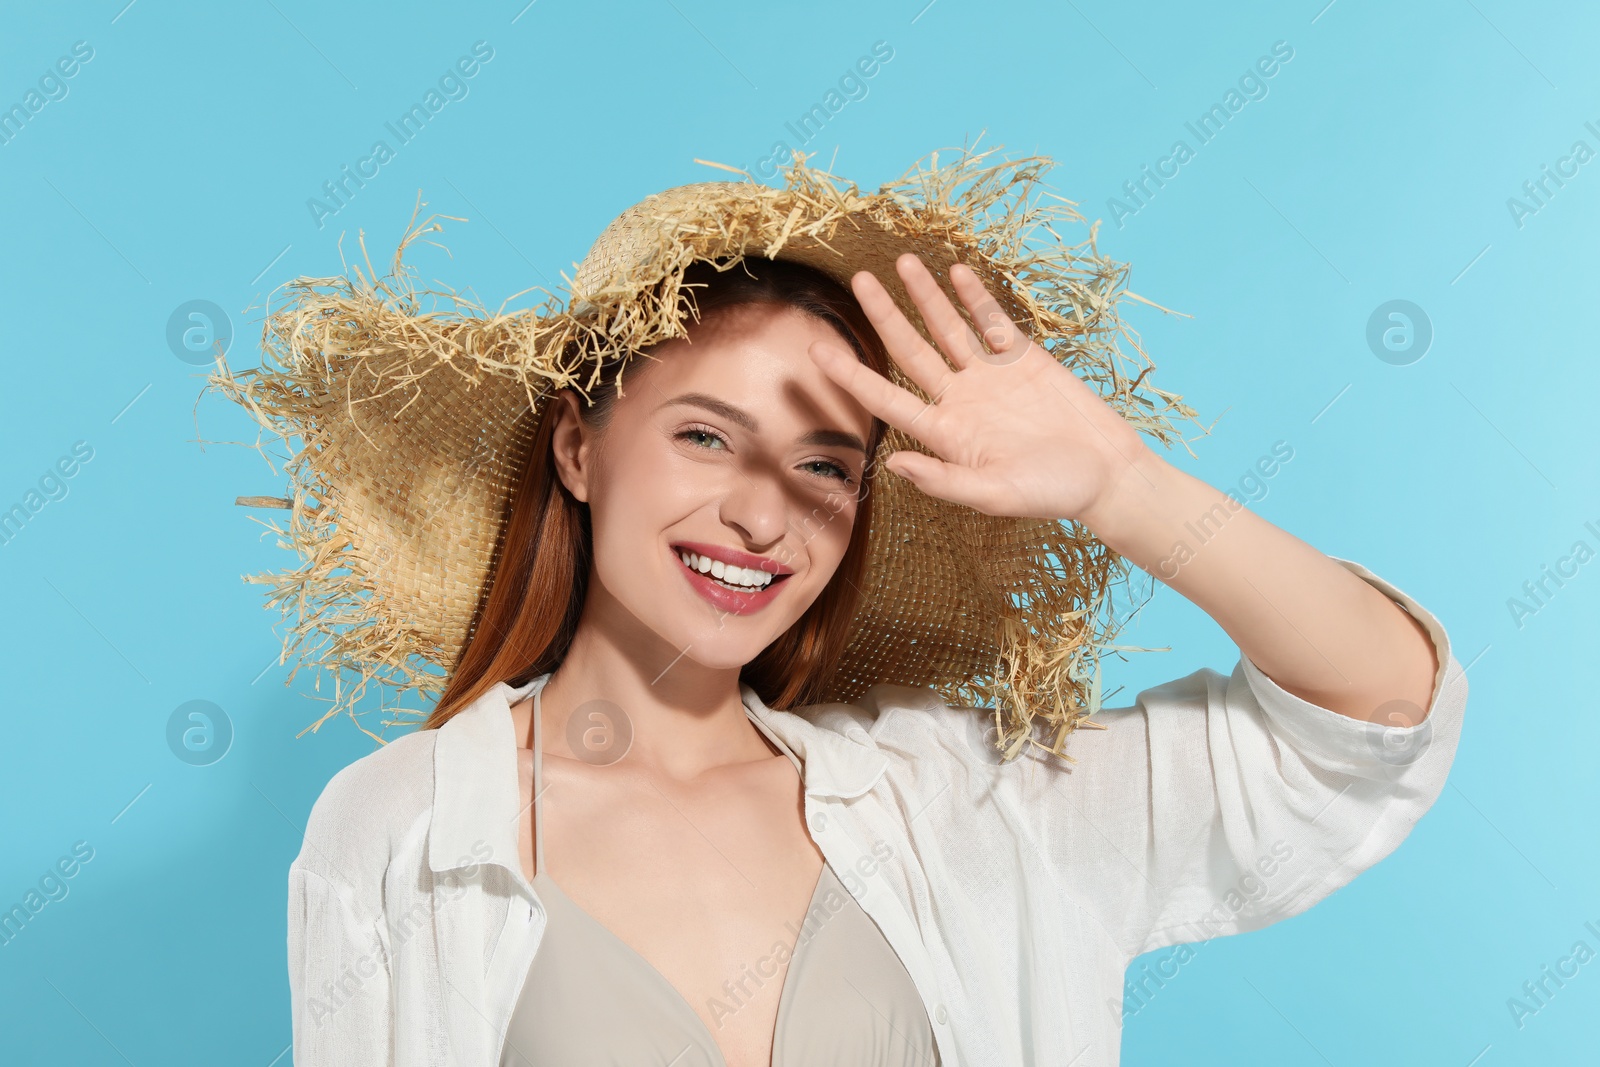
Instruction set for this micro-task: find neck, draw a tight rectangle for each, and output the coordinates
[537,580,778,779]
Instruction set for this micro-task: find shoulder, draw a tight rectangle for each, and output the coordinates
[293,727,438,893]
[839,675,1226,769]
[829,682,1005,767]
[852,681,966,734]
[791,682,956,740]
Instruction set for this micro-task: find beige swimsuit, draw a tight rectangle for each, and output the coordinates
[498,687,940,1066]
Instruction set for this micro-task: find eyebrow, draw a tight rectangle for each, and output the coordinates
[662,392,867,453]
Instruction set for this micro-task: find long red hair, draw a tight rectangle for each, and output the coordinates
[423,256,892,730]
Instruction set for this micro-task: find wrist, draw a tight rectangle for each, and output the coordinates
[1077,445,1179,556]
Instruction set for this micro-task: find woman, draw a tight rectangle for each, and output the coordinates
[261,153,1467,1066]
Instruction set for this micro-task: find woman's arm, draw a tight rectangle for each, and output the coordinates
[816,252,1466,959]
[809,252,1439,726]
[1080,448,1439,725]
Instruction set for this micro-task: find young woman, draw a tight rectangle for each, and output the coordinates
[283,193,1467,1067]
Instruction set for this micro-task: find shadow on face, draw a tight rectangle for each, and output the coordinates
[550,301,880,671]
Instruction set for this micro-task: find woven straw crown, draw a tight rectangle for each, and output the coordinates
[208,143,1199,757]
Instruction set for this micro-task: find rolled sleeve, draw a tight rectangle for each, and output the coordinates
[1211,556,1469,932]
[1035,555,1469,960]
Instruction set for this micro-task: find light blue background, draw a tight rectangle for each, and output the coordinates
[1,1,1594,1064]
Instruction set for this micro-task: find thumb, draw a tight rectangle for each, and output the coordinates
[885,451,996,512]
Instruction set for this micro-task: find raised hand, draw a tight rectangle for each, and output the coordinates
[806,252,1156,525]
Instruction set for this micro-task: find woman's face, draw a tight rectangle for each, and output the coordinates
[551,301,877,671]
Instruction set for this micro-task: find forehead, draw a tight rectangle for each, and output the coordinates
[626,303,872,427]
[660,301,835,370]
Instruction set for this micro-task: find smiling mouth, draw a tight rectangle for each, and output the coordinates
[673,547,788,592]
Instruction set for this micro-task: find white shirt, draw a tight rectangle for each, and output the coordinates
[287,556,1468,1066]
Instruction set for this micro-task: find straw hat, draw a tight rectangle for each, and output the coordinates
[207,142,1199,759]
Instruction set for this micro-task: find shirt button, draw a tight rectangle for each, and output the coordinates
[935,1004,949,1025]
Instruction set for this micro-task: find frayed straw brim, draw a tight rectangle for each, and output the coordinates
[205,140,1203,759]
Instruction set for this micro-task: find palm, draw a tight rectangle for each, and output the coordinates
[809,254,1152,522]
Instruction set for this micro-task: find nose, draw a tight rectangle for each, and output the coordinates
[718,470,789,550]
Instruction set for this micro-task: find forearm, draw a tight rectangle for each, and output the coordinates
[1081,447,1438,724]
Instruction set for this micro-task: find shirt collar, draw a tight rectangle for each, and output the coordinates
[427,672,889,878]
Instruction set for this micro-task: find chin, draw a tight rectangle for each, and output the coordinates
[653,609,790,672]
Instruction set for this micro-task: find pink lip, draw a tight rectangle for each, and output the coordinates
[670,543,792,616]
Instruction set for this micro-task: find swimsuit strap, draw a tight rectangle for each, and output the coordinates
[532,683,545,878]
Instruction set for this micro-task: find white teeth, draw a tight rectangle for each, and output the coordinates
[676,549,775,589]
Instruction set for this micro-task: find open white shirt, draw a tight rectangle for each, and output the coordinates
[287,556,1468,1065]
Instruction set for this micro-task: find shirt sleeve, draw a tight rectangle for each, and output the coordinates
[287,864,395,1065]
[1026,555,1468,960]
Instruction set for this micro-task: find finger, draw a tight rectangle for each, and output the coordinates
[883,450,1000,513]
[848,268,958,402]
[808,339,945,447]
[950,262,1034,367]
[895,253,986,371]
